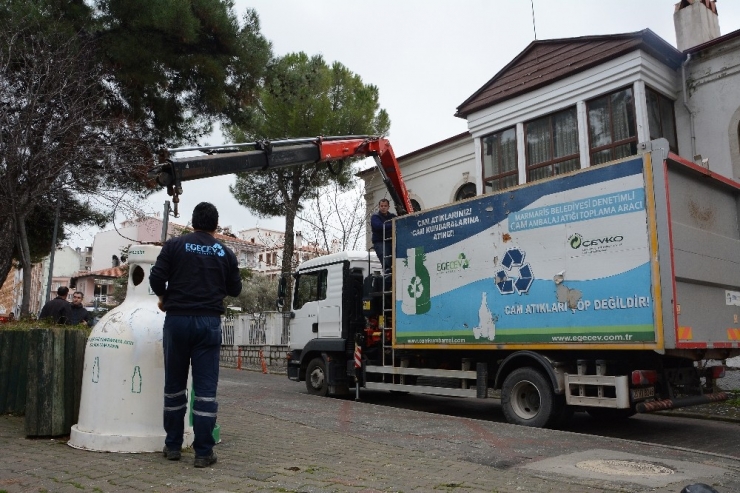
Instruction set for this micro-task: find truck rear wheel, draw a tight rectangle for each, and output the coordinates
[305,358,328,396]
[501,367,559,428]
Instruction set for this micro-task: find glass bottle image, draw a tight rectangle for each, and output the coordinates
[401,247,431,315]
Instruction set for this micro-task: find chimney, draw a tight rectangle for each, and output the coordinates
[674,0,720,51]
[295,231,303,249]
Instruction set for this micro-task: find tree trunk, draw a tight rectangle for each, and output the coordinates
[0,218,15,292]
[281,197,298,313]
[15,214,33,317]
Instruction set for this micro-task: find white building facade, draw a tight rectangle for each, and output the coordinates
[361,0,740,242]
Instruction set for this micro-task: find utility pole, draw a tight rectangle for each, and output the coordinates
[44,193,62,304]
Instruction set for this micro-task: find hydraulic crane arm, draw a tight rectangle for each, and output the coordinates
[148,135,413,217]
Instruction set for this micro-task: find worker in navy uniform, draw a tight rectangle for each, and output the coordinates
[370,198,396,272]
[150,202,242,468]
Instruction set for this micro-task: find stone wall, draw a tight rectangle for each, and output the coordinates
[221,345,288,374]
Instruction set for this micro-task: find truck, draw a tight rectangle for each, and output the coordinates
[152,136,738,428]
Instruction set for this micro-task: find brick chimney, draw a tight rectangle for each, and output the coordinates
[674,0,720,51]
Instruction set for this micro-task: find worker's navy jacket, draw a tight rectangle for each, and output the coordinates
[149,231,242,316]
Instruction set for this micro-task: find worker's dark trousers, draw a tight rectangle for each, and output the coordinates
[162,315,221,458]
[373,240,392,272]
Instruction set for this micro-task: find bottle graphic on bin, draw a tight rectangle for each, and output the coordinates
[402,247,431,315]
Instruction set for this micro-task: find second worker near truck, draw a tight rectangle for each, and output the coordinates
[149,202,242,469]
[371,198,396,273]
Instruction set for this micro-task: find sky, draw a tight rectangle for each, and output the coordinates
[67,0,740,248]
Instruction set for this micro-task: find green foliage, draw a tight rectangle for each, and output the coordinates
[229,53,390,218]
[228,52,389,279]
[225,270,277,314]
[86,0,271,144]
[20,193,109,264]
[0,0,272,311]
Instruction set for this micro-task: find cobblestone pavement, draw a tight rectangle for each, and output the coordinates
[1,368,740,493]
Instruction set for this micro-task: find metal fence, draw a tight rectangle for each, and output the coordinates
[221,312,290,346]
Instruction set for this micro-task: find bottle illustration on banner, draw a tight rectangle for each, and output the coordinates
[131,366,142,393]
[402,247,431,315]
[472,292,496,341]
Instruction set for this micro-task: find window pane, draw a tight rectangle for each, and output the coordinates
[591,149,612,165]
[503,174,518,189]
[482,127,517,192]
[660,97,677,152]
[527,118,551,166]
[646,89,661,141]
[500,129,517,172]
[588,87,637,166]
[554,158,580,175]
[553,108,579,158]
[483,135,495,178]
[588,95,611,148]
[614,142,636,160]
[611,88,635,142]
[528,165,551,182]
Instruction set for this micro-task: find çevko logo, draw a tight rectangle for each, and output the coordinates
[568,233,624,250]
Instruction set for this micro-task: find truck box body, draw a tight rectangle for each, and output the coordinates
[393,143,740,358]
[286,141,737,427]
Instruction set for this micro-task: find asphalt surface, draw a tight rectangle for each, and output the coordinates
[2,368,740,493]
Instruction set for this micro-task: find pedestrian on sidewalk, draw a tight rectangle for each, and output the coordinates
[38,286,72,324]
[68,291,92,326]
[149,202,242,468]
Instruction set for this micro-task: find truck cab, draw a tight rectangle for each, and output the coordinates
[285,251,381,395]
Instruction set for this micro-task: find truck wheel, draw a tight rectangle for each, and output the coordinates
[586,408,635,421]
[501,367,557,428]
[305,358,328,397]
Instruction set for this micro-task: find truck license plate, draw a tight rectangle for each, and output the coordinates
[631,387,655,400]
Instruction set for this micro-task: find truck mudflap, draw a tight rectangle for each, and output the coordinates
[636,392,729,413]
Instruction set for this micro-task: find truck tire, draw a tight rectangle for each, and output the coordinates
[586,408,635,421]
[501,367,559,428]
[305,358,328,397]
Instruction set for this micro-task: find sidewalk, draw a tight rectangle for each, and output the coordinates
[2,368,740,493]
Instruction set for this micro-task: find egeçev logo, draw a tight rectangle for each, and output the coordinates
[212,243,226,257]
[569,234,583,249]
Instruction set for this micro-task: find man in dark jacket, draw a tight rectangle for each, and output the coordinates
[38,286,72,324]
[149,202,242,469]
[68,291,92,326]
[370,198,396,272]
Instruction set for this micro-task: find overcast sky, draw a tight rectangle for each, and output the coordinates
[69,0,740,247]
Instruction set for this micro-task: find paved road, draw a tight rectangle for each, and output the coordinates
[2,367,739,493]
[237,369,740,460]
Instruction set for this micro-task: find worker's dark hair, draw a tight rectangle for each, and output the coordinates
[192,202,219,232]
[57,286,69,297]
[73,291,84,298]
[378,198,390,206]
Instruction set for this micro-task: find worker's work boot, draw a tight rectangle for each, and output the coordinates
[193,452,217,468]
[162,446,181,461]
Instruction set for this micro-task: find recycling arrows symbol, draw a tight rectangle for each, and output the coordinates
[495,248,533,295]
